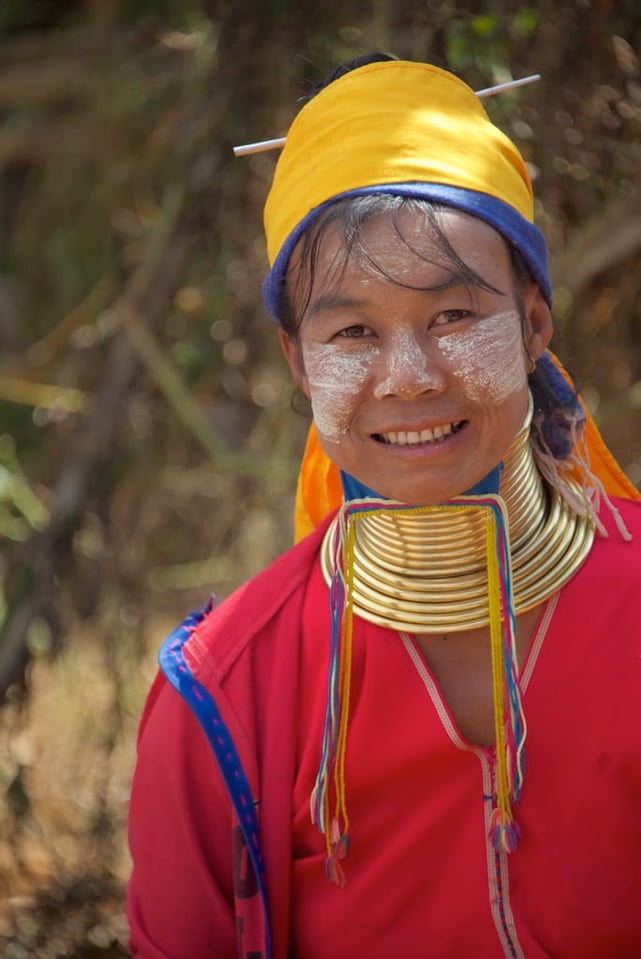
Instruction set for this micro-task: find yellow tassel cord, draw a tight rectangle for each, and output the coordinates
[487,509,512,841]
[311,506,356,886]
[327,518,355,884]
[485,504,523,852]
[314,499,526,884]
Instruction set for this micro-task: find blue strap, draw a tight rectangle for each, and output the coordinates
[341,462,503,500]
[159,606,271,959]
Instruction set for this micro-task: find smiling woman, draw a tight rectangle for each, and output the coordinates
[278,202,550,505]
[127,54,641,959]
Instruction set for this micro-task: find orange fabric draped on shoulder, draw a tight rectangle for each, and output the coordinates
[293,351,640,542]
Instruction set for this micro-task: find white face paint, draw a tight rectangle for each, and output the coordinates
[301,341,379,442]
[301,312,525,443]
[373,321,443,399]
[282,208,551,506]
[436,310,525,402]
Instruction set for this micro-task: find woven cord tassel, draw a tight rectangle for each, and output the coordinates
[485,501,525,853]
[312,496,528,885]
[327,517,355,885]
[311,502,355,886]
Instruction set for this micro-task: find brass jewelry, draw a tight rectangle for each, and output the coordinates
[320,401,595,632]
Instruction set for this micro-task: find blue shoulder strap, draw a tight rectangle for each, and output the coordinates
[159,605,271,959]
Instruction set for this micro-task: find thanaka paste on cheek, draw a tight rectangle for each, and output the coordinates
[436,311,526,402]
[302,342,379,443]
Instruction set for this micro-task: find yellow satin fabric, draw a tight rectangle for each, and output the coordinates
[264,60,534,266]
[293,352,640,542]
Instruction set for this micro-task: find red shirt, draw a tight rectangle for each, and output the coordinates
[129,499,641,958]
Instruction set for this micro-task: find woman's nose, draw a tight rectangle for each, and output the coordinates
[373,333,445,399]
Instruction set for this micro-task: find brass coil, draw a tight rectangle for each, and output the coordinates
[320,407,594,632]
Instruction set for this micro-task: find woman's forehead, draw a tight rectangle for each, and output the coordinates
[303,207,511,290]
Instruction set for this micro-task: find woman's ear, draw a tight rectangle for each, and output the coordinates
[279,328,310,398]
[523,285,554,361]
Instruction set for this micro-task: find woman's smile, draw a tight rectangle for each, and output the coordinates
[280,206,552,504]
[374,419,465,446]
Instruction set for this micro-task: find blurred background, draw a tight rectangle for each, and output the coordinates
[0,1,640,955]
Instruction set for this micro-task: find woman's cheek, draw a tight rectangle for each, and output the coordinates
[436,312,526,402]
[302,343,378,443]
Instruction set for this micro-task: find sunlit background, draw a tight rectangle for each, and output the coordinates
[0,2,640,954]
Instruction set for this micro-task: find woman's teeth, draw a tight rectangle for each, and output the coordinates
[378,421,462,445]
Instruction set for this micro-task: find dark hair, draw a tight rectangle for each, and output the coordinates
[304,51,398,102]
[278,189,587,474]
[305,50,459,103]
[278,52,532,336]
[278,193,533,337]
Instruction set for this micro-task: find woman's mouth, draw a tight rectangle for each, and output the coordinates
[374,421,464,446]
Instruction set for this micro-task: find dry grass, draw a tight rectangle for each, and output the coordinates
[0,619,170,957]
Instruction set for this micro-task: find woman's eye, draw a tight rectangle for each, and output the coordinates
[434,309,470,326]
[336,324,371,339]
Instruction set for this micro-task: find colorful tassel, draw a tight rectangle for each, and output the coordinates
[482,497,526,851]
[312,494,529,882]
[310,505,355,886]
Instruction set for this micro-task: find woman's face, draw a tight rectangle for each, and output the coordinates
[280,207,553,505]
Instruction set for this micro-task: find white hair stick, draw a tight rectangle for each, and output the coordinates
[232,74,540,157]
[475,73,541,98]
[233,136,287,157]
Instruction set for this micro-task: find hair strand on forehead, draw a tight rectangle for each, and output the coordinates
[279,194,529,338]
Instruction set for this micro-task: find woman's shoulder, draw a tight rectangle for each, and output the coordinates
[171,513,333,680]
[578,494,641,595]
[598,494,641,553]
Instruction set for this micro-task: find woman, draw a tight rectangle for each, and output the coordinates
[127,55,641,959]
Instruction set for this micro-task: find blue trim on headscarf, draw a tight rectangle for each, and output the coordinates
[466,463,503,495]
[530,352,585,459]
[341,471,379,501]
[262,183,551,321]
[340,461,503,502]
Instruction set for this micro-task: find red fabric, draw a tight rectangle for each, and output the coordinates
[128,522,330,959]
[128,499,641,958]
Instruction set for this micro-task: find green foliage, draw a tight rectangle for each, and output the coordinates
[5,766,30,821]
[512,6,539,37]
[0,436,48,542]
[0,0,210,33]
[0,3,640,950]
[268,0,292,16]
[0,0,66,32]
[445,6,539,75]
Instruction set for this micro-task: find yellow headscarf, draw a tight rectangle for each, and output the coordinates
[259,59,639,536]
[264,60,533,261]
[262,60,553,316]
